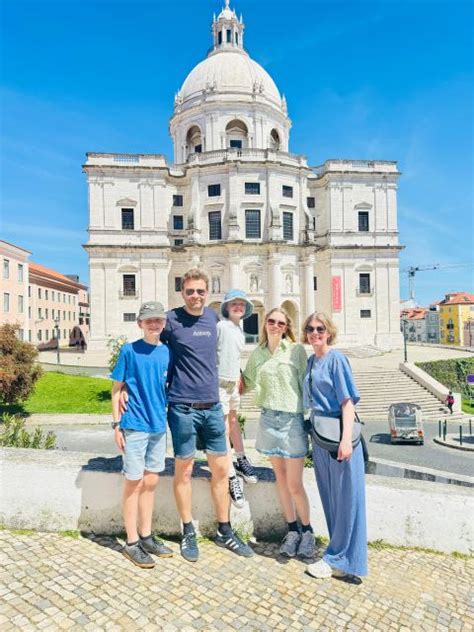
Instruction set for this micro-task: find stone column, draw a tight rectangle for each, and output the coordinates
[228,253,240,289]
[268,253,282,308]
[303,254,315,316]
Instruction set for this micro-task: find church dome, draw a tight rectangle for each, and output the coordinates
[179,49,282,110]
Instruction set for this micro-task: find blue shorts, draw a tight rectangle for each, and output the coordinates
[122,429,167,480]
[168,403,227,460]
[256,408,308,458]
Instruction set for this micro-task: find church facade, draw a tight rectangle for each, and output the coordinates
[84,1,403,350]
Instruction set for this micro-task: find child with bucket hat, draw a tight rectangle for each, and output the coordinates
[218,289,259,507]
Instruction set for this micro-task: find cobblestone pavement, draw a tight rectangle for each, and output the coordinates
[0,531,472,631]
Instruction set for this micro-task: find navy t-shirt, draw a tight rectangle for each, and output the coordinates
[161,306,219,403]
[111,339,171,432]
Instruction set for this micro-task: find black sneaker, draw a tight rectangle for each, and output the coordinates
[229,475,245,508]
[235,456,258,484]
[139,535,174,558]
[180,532,199,562]
[122,542,155,569]
[215,530,255,558]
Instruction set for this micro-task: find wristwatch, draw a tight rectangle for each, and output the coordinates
[111,422,120,430]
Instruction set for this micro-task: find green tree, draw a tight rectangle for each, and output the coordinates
[0,324,43,405]
[107,335,128,372]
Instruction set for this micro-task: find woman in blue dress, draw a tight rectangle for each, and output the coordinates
[302,312,367,584]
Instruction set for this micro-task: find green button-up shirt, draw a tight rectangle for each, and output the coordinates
[242,339,308,414]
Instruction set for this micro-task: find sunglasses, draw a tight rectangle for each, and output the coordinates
[184,288,206,296]
[267,318,287,328]
[305,325,326,334]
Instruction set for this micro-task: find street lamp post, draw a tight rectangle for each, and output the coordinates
[402,318,408,363]
[54,317,60,365]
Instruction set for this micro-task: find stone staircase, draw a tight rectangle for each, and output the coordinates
[240,368,464,422]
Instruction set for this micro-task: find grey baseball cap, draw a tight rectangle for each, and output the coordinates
[138,301,166,321]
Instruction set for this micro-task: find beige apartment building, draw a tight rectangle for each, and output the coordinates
[0,240,31,340]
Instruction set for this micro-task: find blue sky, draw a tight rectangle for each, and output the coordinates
[1,0,472,306]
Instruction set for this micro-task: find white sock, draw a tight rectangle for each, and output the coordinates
[235,452,245,460]
[229,464,236,477]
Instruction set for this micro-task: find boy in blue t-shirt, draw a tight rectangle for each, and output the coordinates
[111,301,174,568]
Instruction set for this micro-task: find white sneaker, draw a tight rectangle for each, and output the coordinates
[229,475,245,509]
[306,559,332,578]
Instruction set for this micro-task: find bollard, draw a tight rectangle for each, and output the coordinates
[438,420,442,438]
[459,425,463,446]
[443,420,447,441]
[470,419,472,436]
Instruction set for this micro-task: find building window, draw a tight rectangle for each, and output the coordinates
[38,288,42,299]
[209,211,222,240]
[235,32,239,45]
[18,295,24,313]
[3,259,9,279]
[218,30,222,45]
[28,285,31,298]
[282,185,293,198]
[37,330,42,342]
[38,307,42,319]
[307,197,315,208]
[358,211,369,232]
[122,275,136,297]
[283,212,294,240]
[45,308,49,319]
[173,215,184,230]
[208,184,221,197]
[245,182,260,195]
[18,264,24,282]
[123,313,136,322]
[28,330,31,342]
[45,289,49,300]
[51,290,55,301]
[194,144,202,153]
[175,277,182,292]
[359,273,371,295]
[174,239,184,247]
[173,195,183,207]
[121,208,134,230]
[313,276,317,291]
[28,306,32,318]
[18,329,24,341]
[245,209,261,239]
[63,310,66,320]
[230,139,242,149]
[226,29,231,43]
[360,309,372,318]
[3,293,10,312]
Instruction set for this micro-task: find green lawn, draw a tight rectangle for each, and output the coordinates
[0,372,112,415]
[462,399,474,415]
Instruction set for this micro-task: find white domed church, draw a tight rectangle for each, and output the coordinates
[84,1,403,350]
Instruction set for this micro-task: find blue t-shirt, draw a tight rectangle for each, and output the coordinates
[111,339,171,432]
[161,306,219,403]
[303,349,360,418]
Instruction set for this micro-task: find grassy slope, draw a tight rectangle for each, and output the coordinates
[0,372,112,414]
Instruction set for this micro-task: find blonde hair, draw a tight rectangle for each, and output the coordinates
[182,268,209,290]
[260,306,296,347]
[301,312,337,346]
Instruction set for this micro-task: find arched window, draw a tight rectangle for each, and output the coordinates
[186,125,203,158]
[225,119,248,149]
[270,128,280,150]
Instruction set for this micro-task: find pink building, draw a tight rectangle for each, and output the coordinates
[0,240,31,340]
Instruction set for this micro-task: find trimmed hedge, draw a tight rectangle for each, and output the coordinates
[416,358,474,398]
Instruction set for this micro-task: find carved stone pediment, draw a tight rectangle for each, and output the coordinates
[116,198,137,207]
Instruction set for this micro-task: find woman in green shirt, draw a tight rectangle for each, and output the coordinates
[242,307,315,559]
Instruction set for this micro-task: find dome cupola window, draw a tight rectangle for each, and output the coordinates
[270,129,281,151]
[186,125,203,158]
[226,119,248,149]
[212,0,245,52]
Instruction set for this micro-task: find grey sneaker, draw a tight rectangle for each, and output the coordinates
[180,532,199,562]
[122,542,155,569]
[139,535,173,558]
[279,531,301,558]
[215,530,254,557]
[297,531,316,559]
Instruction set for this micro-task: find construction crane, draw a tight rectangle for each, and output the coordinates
[401,263,474,303]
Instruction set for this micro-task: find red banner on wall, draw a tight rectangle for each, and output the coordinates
[332,276,342,311]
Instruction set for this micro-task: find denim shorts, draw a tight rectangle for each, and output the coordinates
[122,429,167,480]
[168,403,227,459]
[256,408,308,458]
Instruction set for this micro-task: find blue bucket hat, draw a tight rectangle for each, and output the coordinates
[221,289,253,320]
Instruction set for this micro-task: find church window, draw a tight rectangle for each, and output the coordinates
[209,211,222,240]
[173,215,184,230]
[307,197,315,208]
[122,275,136,297]
[358,211,369,232]
[313,277,317,291]
[123,313,136,322]
[194,144,202,153]
[121,208,134,230]
[226,29,231,43]
[235,32,239,45]
[175,277,182,292]
[282,185,293,198]
[208,184,221,197]
[173,195,183,206]
[245,182,260,195]
[230,139,242,149]
[245,209,261,239]
[359,273,371,295]
[283,212,294,240]
[174,239,184,247]
[360,310,372,318]
[218,31,222,45]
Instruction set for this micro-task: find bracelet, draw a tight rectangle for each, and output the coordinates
[111,422,120,430]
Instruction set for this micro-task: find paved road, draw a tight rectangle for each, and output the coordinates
[1,531,472,631]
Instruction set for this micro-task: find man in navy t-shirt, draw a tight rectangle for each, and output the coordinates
[163,268,254,562]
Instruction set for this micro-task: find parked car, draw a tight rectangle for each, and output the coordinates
[388,403,424,445]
